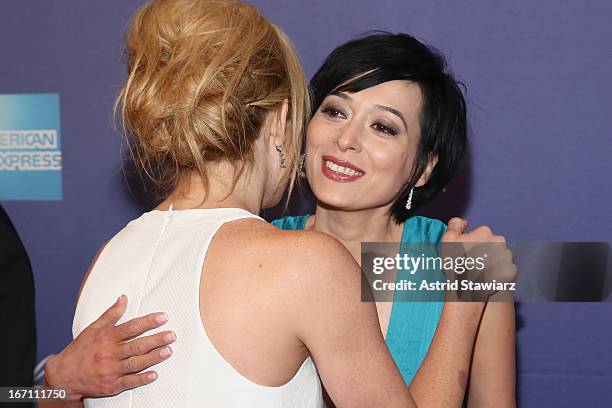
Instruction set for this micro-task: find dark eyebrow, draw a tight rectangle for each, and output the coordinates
[375,104,407,130]
[331,91,351,100]
[330,92,408,130]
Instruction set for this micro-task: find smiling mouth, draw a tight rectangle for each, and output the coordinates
[323,160,364,176]
[321,155,365,182]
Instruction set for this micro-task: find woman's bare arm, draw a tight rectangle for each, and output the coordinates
[465,301,516,408]
[409,302,485,407]
[287,231,417,408]
[409,219,517,408]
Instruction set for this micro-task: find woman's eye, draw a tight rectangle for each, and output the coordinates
[372,122,397,136]
[321,106,346,119]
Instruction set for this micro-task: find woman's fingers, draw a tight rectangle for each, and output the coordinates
[117,330,176,360]
[114,312,168,341]
[120,346,173,374]
[484,247,517,283]
[443,217,468,241]
[440,219,517,300]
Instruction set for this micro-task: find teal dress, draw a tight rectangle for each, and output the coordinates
[272,215,447,384]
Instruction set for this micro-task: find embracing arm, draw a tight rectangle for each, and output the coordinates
[409,302,486,407]
[287,232,417,408]
[465,301,516,407]
[409,219,517,408]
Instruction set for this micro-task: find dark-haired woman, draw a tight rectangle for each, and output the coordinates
[272,32,516,407]
[44,31,515,407]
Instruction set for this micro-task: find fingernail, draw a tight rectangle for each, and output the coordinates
[147,372,158,381]
[116,295,124,304]
[155,313,168,324]
[163,332,176,343]
[160,346,172,358]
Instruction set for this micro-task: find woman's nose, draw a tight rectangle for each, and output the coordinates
[335,123,361,152]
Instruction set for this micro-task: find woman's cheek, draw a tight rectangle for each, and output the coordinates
[304,146,318,178]
[371,152,414,194]
[369,150,401,173]
[305,119,329,146]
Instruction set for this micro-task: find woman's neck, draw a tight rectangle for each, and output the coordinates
[158,167,265,215]
[310,203,403,262]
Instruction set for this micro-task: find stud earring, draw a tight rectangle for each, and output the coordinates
[405,187,414,210]
[298,153,306,173]
[275,143,286,168]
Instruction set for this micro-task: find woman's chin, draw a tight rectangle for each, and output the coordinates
[316,196,356,211]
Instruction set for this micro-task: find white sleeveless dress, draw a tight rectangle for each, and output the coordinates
[73,207,323,407]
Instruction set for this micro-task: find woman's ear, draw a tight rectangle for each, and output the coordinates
[415,154,439,187]
[272,99,289,148]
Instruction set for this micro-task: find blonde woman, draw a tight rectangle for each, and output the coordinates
[44,0,419,406]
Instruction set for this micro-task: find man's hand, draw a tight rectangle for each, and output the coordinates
[44,295,176,400]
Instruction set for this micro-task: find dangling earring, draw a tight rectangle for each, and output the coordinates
[405,187,414,210]
[275,143,286,168]
[298,153,306,173]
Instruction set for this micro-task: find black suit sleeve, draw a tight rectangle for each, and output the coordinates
[0,205,36,388]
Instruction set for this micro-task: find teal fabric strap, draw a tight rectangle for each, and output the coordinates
[271,214,309,231]
[386,216,446,383]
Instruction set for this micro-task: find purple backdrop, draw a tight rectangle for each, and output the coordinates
[1,1,611,406]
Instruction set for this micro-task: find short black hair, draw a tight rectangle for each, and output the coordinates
[310,32,467,223]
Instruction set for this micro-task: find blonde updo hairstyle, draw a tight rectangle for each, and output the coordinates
[116,0,309,201]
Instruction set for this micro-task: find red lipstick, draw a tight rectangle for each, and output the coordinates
[321,155,365,183]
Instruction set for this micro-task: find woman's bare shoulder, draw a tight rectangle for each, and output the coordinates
[219,218,358,283]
